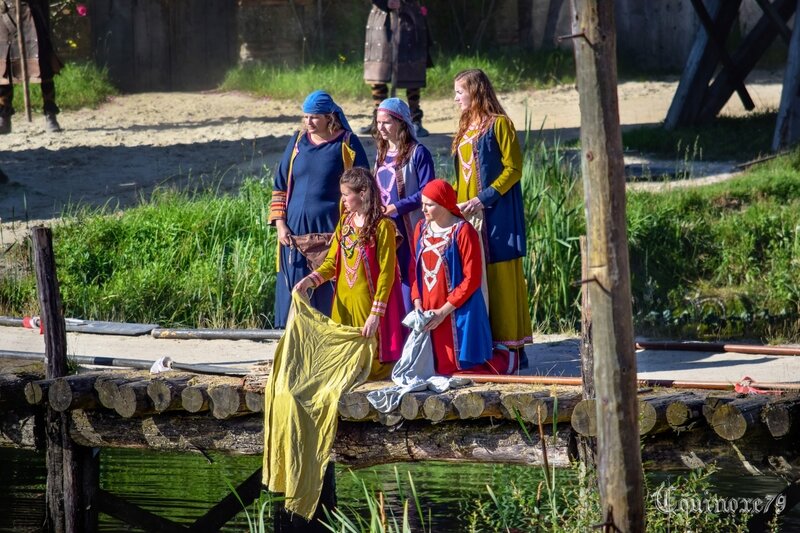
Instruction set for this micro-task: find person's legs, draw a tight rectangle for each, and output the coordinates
[0,84,13,134]
[406,87,428,137]
[41,80,62,132]
[358,83,388,134]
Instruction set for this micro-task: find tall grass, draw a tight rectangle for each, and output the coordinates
[36,178,276,328]
[627,154,800,339]
[521,138,584,332]
[12,62,117,112]
[220,50,575,101]
[4,143,800,338]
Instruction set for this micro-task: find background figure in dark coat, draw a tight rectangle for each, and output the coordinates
[0,0,62,133]
[362,0,431,137]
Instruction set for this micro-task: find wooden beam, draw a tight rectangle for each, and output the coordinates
[569,1,645,530]
[698,0,797,122]
[96,489,188,532]
[754,0,793,43]
[32,226,79,533]
[665,0,742,129]
[773,0,800,150]
[188,469,264,532]
[689,0,754,110]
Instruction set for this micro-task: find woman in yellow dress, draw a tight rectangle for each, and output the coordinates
[295,167,405,379]
[452,68,532,365]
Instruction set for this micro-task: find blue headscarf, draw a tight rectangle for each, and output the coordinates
[377,97,418,142]
[302,90,352,132]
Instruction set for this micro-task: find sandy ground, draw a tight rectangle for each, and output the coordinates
[0,71,785,241]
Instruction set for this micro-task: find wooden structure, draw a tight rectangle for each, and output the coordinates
[90,0,238,91]
[665,0,800,150]
[3,364,800,530]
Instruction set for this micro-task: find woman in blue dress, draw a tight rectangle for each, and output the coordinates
[269,90,369,327]
[372,97,434,312]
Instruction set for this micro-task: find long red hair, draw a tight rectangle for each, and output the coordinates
[451,69,511,153]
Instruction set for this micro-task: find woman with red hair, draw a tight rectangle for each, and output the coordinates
[452,69,532,366]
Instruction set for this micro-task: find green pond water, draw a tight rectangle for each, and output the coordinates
[1,446,798,532]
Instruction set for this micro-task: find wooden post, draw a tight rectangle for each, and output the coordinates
[568,2,645,531]
[32,226,91,532]
[579,235,594,399]
[773,0,800,150]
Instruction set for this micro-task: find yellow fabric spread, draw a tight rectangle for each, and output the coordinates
[262,291,374,519]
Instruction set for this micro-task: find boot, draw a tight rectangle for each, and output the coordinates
[359,109,377,135]
[413,120,429,138]
[0,115,10,135]
[45,113,62,133]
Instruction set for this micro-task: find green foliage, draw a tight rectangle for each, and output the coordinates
[220,50,575,101]
[0,177,277,328]
[5,137,800,338]
[322,469,429,533]
[521,139,584,332]
[463,462,752,532]
[12,62,117,112]
[627,160,800,338]
[621,112,776,162]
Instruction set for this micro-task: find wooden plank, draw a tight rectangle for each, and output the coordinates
[665,0,742,129]
[66,320,159,336]
[698,0,797,122]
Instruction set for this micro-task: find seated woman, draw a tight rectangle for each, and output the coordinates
[411,179,517,375]
[294,167,405,379]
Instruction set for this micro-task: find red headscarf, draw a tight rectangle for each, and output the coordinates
[421,179,462,217]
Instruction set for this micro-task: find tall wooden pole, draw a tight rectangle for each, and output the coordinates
[568,1,645,531]
[32,226,86,533]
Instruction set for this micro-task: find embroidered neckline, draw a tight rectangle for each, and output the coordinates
[420,224,457,292]
[457,126,481,185]
[340,213,364,288]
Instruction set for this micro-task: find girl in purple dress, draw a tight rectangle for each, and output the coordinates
[372,97,434,313]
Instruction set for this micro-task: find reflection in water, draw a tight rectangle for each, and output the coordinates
[0,447,798,532]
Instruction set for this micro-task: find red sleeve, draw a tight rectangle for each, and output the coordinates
[446,223,483,309]
[409,221,423,302]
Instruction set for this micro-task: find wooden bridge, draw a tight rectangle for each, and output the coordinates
[2,355,800,530]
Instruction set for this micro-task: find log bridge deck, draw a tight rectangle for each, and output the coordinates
[3,358,800,530]
[3,360,800,476]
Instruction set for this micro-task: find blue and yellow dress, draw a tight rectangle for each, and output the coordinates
[454,115,533,349]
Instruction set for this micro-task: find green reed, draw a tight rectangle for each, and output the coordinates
[10,177,278,328]
[521,138,585,332]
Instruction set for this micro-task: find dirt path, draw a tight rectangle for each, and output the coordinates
[0,72,785,243]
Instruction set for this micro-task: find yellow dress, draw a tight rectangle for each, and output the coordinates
[310,213,400,378]
[456,116,533,348]
[262,291,373,519]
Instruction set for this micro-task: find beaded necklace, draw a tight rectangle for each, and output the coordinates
[376,149,398,207]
